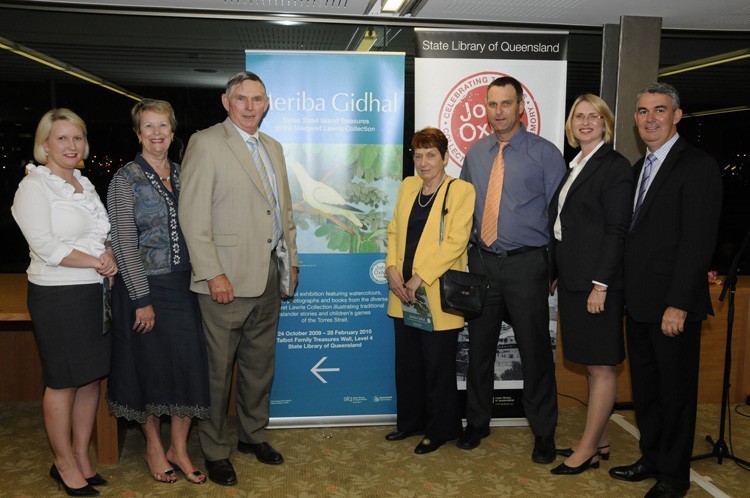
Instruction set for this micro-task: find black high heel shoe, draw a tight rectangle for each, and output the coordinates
[550,452,600,475]
[49,465,100,496]
[85,473,108,486]
[556,444,610,460]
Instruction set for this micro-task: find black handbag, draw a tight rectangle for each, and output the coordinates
[438,180,488,319]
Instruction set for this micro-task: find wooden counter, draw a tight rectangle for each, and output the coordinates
[0,274,119,464]
[556,279,750,406]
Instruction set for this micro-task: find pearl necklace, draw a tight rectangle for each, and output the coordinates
[417,175,446,207]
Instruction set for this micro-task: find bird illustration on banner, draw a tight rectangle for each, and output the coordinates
[289,161,366,229]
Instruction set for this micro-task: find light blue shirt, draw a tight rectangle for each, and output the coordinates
[633,133,680,210]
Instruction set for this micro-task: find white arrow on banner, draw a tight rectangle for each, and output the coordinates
[311,356,340,384]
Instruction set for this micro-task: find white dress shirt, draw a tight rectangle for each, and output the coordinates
[12,165,110,286]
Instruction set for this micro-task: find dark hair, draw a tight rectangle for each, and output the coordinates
[487,76,523,102]
[411,127,448,158]
[225,71,267,97]
[636,82,681,110]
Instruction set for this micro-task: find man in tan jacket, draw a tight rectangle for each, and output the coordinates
[179,71,298,486]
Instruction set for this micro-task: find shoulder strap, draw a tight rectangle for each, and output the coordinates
[439,179,455,244]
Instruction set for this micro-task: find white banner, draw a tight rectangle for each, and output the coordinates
[415,28,566,421]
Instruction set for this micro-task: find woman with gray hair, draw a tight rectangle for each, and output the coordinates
[107,99,210,484]
[12,108,117,496]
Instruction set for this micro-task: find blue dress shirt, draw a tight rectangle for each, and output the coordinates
[460,127,566,252]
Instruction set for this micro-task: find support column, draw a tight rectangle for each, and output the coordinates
[601,16,662,163]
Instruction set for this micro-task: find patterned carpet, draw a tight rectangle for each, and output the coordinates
[0,402,748,497]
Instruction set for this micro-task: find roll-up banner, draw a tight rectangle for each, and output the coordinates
[414,29,566,423]
[246,51,405,427]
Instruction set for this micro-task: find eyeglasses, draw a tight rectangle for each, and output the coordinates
[573,113,603,123]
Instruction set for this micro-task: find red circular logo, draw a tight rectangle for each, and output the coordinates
[438,71,541,169]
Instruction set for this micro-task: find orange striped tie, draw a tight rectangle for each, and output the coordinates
[481,141,508,246]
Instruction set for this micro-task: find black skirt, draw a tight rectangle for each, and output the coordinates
[558,286,625,365]
[27,281,111,389]
[107,270,210,423]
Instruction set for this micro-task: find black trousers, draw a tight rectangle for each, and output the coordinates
[626,316,702,490]
[393,319,462,441]
[465,246,558,436]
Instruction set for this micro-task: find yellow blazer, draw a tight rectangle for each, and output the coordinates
[386,175,475,330]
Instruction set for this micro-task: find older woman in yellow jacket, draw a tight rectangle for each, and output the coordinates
[384,127,475,454]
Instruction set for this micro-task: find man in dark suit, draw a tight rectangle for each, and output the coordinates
[179,71,299,486]
[609,83,722,497]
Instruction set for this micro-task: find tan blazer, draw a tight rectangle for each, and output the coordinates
[386,176,475,330]
[178,117,298,297]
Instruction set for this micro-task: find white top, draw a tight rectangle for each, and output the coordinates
[554,141,605,241]
[12,164,110,286]
[554,141,608,288]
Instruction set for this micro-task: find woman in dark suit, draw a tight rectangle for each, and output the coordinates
[384,127,475,454]
[548,94,633,475]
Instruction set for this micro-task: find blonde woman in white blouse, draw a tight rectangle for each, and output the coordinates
[12,108,117,497]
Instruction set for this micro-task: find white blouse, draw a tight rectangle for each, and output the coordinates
[12,164,110,286]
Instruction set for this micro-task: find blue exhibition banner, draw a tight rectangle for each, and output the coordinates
[246,51,405,426]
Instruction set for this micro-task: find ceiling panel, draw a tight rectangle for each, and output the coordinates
[0,3,747,114]
[413,0,750,30]
[20,0,376,16]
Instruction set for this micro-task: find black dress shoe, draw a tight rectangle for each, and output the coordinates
[385,429,423,441]
[609,460,658,482]
[532,435,556,464]
[456,425,490,450]
[204,459,237,486]
[414,437,445,455]
[645,480,688,498]
[237,441,284,465]
[84,473,107,486]
[550,452,600,475]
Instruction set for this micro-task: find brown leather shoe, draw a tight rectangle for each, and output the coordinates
[237,441,284,465]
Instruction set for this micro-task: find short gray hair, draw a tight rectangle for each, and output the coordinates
[636,82,681,110]
[225,71,266,97]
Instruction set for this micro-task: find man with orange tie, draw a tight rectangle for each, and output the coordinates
[459,76,565,462]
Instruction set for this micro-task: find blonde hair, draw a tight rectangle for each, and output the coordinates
[564,94,615,148]
[33,108,89,164]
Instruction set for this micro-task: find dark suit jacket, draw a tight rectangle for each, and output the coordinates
[549,143,633,292]
[624,137,722,323]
